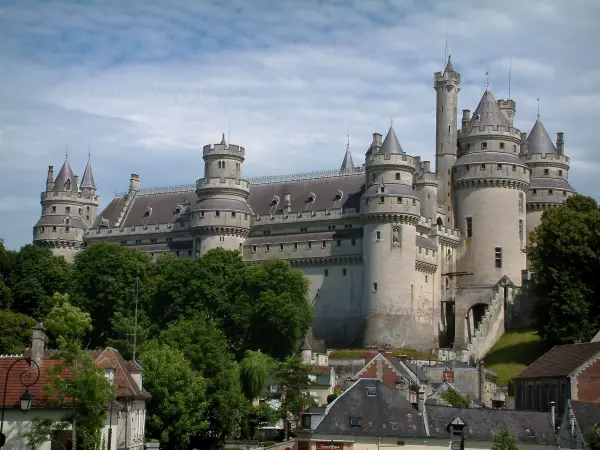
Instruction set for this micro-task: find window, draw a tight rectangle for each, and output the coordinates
[135,240,142,244]
[397,197,402,204]
[343,268,347,276]
[481,142,488,149]
[533,189,537,196]
[380,196,385,204]
[513,145,517,152]
[495,247,502,268]
[324,269,329,277]
[78,208,82,215]
[266,245,270,252]
[500,142,505,149]
[293,243,298,250]
[201,211,205,217]
[65,227,70,233]
[188,250,192,257]
[425,275,428,283]
[544,169,549,175]
[519,193,524,212]
[328,225,336,230]
[52,206,56,213]
[300,227,307,232]
[466,144,471,150]
[350,417,361,427]
[150,239,157,244]
[337,240,341,247]
[279,244,284,251]
[252,245,257,252]
[167,238,172,242]
[559,170,563,176]
[512,165,516,171]
[176,251,180,257]
[215,211,220,217]
[86,215,90,221]
[372,174,376,182]
[563,191,567,197]
[497,164,502,170]
[448,125,451,133]
[52,226,57,232]
[351,238,356,246]
[413,199,417,206]
[372,282,378,292]
[321,241,326,248]
[548,189,553,195]
[40,226,45,233]
[519,220,524,240]
[120,240,126,245]
[65,206,70,213]
[308,242,312,249]
[466,217,473,237]
[481,164,486,170]
[466,165,470,171]
[376,231,381,241]
[395,173,400,180]
[231,211,236,218]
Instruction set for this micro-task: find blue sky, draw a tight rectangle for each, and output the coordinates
[1,0,599,249]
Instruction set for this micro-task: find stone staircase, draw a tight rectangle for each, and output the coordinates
[465,287,505,362]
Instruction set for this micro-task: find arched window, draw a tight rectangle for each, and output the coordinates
[64,178,71,190]
[437,217,443,226]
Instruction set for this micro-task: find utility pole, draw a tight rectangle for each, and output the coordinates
[133,277,139,362]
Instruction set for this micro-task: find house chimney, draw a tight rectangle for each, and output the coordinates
[461,110,470,128]
[46,166,54,191]
[129,174,140,193]
[382,345,393,362]
[372,133,382,149]
[478,360,485,402]
[556,132,564,155]
[364,345,378,362]
[550,401,556,430]
[73,175,79,191]
[31,322,46,371]
[520,133,528,155]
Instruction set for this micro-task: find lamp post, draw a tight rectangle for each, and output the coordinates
[0,358,41,447]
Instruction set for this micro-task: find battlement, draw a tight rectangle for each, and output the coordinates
[202,143,246,158]
[196,177,251,192]
[85,221,190,239]
[414,171,438,185]
[434,71,461,85]
[366,152,416,170]
[252,208,360,225]
[459,124,521,139]
[524,153,570,165]
[41,191,99,203]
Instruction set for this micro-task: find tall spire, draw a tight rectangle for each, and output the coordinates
[527,119,557,155]
[485,71,490,90]
[340,130,355,171]
[380,125,404,155]
[470,89,511,128]
[80,156,96,190]
[537,93,540,119]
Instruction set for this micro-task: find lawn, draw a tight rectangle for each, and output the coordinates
[328,348,436,360]
[484,330,549,385]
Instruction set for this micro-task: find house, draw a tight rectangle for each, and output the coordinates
[297,378,557,450]
[0,323,149,450]
[556,400,600,449]
[512,341,600,418]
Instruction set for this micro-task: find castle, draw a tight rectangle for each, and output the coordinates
[33,56,577,357]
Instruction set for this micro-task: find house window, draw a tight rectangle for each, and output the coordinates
[500,142,505,149]
[350,417,361,427]
[121,240,126,245]
[86,215,90,221]
[512,165,516,171]
[343,268,347,276]
[425,275,428,283]
[300,227,307,232]
[495,247,502,268]
[372,282,378,292]
[279,244,284,251]
[150,239,157,244]
[351,238,356,246]
[533,189,537,196]
[52,206,56,212]
[413,199,417,206]
[513,145,517,152]
[548,189,553,196]
[40,227,45,233]
[380,196,385,204]
[563,191,567,197]
[544,169,549,175]
[395,173,400,180]
[466,217,473,237]
[201,211,205,217]
[466,165,470,171]
[324,269,329,277]
[293,243,298,250]
[65,206,70,213]
[52,226,57,231]
[188,250,192,257]
[231,211,236,218]
[78,208,82,215]
[519,193,524,212]
[336,240,341,247]
[65,227,70,233]
[466,144,471,150]
[481,142,487,149]
[252,245,257,253]
[376,231,381,241]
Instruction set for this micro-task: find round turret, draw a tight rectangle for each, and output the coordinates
[191,134,251,256]
[360,127,422,348]
[454,89,529,287]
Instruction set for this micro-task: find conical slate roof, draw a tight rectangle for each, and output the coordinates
[526,119,557,155]
[380,126,404,155]
[340,149,355,171]
[469,90,511,128]
[300,336,312,352]
[53,160,76,192]
[80,160,96,190]
[445,55,454,72]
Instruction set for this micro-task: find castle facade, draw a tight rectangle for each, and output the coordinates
[33,57,576,355]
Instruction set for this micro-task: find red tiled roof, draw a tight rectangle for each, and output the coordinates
[513,341,600,379]
[314,366,331,374]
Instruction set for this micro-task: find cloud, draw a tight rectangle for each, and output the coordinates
[0,0,599,249]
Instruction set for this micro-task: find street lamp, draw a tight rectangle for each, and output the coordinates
[0,358,41,447]
[329,439,335,450]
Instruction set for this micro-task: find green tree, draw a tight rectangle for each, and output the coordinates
[8,244,70,317]
[271,354,316,439]
[0,310,36,354]
[70,242,155,347]
[439,388,471,408]
[26,298,114,450]
[239,350,275,401]
[491,428,518,450]
[158,314,245,448]
[105,311,149,360]
[139,340,209,449]
[529,195,600,344]
[241,401,278,441]
[587,424,600,450]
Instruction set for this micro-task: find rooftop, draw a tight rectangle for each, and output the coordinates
[513,341,600,379]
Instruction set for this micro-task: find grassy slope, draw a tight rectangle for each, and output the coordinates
[484,330,549,385]
[328,348,435,360]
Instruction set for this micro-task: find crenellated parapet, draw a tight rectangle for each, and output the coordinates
[202,142,246,159]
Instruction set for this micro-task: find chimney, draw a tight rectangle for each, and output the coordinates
[478,360,485,402]
[556,132,564,155]
[382,345,393,362]
[46,166,54,191]
[31,322,46,371]
[443,368,455,383]
[461,110,471,128]
[550,401,556,430]
[417,387,426,412]
[372,133,382,149]
[364,345,378,362]
[423,161,431,172]
[73,175,79,191]
[129,174,140,193]
[520,133,528,155]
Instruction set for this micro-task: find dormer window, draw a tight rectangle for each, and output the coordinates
[64,178,71,190]
[307,192,316,203]
[349,417,361,427]
[144,206,152,217]
[270,195,280,207]
[334,190,343,201]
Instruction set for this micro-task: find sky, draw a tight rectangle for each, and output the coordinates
[0,0,599,250]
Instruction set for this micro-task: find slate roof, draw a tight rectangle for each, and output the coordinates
[427,405,556,445]
[340,149,355,171]
[416,236,437,251]
[570,401,600,438]
[513,341,600,379]
[469,90,511,129]
[363,183,417,197]
[526,120,557,155]
[80,160,97,190]
[245,229,361,246]
[314,379,426,437]
[53,160,76,192]
[35,215,88,229]
[380,127,404,155]
[445,55,454,72]
[528,177,574,190]
[454,152,526,166]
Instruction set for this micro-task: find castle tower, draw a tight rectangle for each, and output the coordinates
[522,119,575,242]
[79,156,100,226]
[191,133,252,256]
[33,157,91,262]
[434,55,461,227]
[454,89,530,287]
[360,126,422,348]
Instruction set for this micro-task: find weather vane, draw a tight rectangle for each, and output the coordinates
[537,94,540,119]
[485,72,490,89]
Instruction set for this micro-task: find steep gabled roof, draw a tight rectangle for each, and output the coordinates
[340,149,355,171]
[526,119,557,155]
[513,341,600,379]
[469,90,511,129]
[53,160,76,192]
[570,400,600,439]
[380,126,404,155]
[80,159,97,190]
[445,55,454,73]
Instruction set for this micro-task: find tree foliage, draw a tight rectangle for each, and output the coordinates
[239,350,275,401]
[0,309,36,355]
[439,388,471,408]
[491,428,519,450]
[45,292,92,346]
[529,195,600,344]
[587,424,600,450]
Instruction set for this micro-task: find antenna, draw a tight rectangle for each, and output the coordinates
[485,71,490,90]
[132,276,139,361]
[228,119,231,147]
[390,117,393,129]
[444,24,449,68]
[508,57,512,100]
[65,144,69,161]
[88,142,91,161]
[537,93,540,119]
[346,128,350,152]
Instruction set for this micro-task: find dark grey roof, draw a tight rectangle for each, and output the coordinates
[122,190,198,227]
[340,150,355,171]
[445,55,454,72]
[92,197,126,228]
[193,198,254,214]
[454,152,526,166]
[53,160,76,192]
[380,127,404,155]
[35,215,88,229]
[514,342,600,379]
[300,336,312,351]
[571,401,600,438]
[426,405,556,445]
[528,177,574,190]
[129,242,193,252]
[526,120,557,155]
[314,379,425,437]
[80,160,96,190]
[245,229,361,246]
[469,90,511,128]
[416,237,437,251]
[363,183,417,197]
